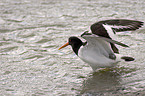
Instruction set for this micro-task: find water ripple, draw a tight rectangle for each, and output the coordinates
[0,0,145,96]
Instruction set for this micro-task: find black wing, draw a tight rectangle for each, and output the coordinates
[91,19,143,38]
[90,19,144,53]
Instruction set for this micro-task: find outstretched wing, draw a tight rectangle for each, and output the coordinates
[81,34,129,48]
[91,19,143,38]
[90,19,144,53]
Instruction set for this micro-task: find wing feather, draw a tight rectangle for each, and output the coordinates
[81,34,129,48]
[91,19,143,36]
[90,19,143,53]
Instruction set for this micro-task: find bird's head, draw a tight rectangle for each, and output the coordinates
[58,36,83,50]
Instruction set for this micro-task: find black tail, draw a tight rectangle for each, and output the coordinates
[121,56,135,61]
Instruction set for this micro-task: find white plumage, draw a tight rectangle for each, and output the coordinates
[59,19,143,71]
[78,35,119,71]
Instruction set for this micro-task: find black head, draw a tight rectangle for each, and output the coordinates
[68,36,82,45]
[68,36,83,55]
[59,36,83,55]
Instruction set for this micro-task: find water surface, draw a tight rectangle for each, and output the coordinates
[0,0,145,95]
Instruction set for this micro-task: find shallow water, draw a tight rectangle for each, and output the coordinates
[0,0,145,96]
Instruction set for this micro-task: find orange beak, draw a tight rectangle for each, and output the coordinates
[58,42,69,50]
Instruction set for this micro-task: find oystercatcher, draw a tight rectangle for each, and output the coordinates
[59,19,143,71]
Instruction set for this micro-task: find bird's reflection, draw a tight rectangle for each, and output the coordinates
[79,67,136,95]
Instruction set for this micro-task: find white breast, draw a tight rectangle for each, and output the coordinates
[78,38,118,71]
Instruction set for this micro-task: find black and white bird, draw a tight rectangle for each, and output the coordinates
[59,19,144,71]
